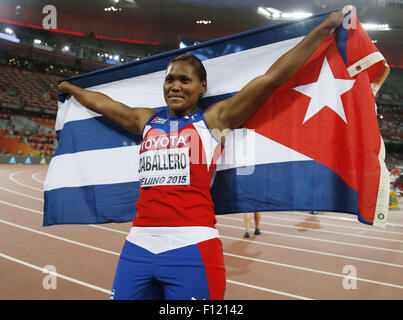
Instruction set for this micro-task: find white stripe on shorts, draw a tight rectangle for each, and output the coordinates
[125,226,219,254]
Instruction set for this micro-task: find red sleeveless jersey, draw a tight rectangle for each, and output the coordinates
[133,109,224,228]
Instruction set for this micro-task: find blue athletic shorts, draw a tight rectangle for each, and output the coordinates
[111,237,226,300]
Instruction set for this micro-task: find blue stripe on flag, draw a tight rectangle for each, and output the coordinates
[55,117,142,156]
[43,181,139,226]
[335,23,348,66]
[212,160,366,222]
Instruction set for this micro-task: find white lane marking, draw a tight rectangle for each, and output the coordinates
[0,252,111,295]
[1,178,401,231]
[32,171,45,184]
[1,199,403,259]
[263,211,403,229]
[89,224,128,234]
[0,200,43,214]
[1,217,402,290]
[220,213,403,235]
[65,223,403,269]
[220,235,403,269]
[0,219,307,299]
[224,252,403,289]
[9,171,43,192]
[0,186,43,201]
[226,279,313,300]
[218,216,403,243]
[216,223,403,254]
[0,219,120,256]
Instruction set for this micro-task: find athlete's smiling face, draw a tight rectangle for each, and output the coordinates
[164,61,206,117]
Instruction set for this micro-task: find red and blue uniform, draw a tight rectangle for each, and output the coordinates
[111,109,226,300]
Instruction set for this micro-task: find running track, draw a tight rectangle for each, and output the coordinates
[0,164,402,300]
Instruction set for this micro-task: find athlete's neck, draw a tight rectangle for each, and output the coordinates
[169,105,199,117]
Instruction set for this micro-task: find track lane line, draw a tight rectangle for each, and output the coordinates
[0,252,111,295]
[217,223,403,254]
[65,223,403,269]
[262,211,403,228]
[1,180,401,246]
[0,219,120,256]
[219,213,403,235]
[32,171,45,184]
[0,200,403,260]
[225,280,312,300]
[0,219,309,299]
[4,169,402,229]
[9,171,43,192]
[1,218,402,290]
[218,216,403,243]
[2,181,401,241]
[0,186,43,201]
[224,252,403,289]
[2,179,402,236]
[220,235,403,269]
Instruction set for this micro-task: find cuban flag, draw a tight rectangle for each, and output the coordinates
[43,9,390,228]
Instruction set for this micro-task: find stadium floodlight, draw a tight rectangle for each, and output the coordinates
[34,39,42,44]
[264,7,282,18]
[258,7,312,20]
[282,12,312,19]
[5,27,13,34]
[257,7,271,18]
[0,31,20,43]
[114,55,119,61]
[196,20,211,24]
[62,45,70,52]
[362,23,390,31]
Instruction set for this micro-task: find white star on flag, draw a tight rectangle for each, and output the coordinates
[293,57,356,124]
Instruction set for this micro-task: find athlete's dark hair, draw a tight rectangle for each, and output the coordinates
[168,54,207,82]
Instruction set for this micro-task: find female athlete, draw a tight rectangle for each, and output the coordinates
[58,8,348,300]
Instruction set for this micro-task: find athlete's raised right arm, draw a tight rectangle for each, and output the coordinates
[58,81,157,135]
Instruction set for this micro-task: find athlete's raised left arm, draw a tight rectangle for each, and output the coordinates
[204,7,349,139]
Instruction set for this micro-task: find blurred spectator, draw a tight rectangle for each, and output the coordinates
[243,212,261,238]
[390,165,401,190]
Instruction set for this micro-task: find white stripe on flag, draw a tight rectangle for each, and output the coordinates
[56,36,303,131]
[44,145,140,191]
[216,129,311,171]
